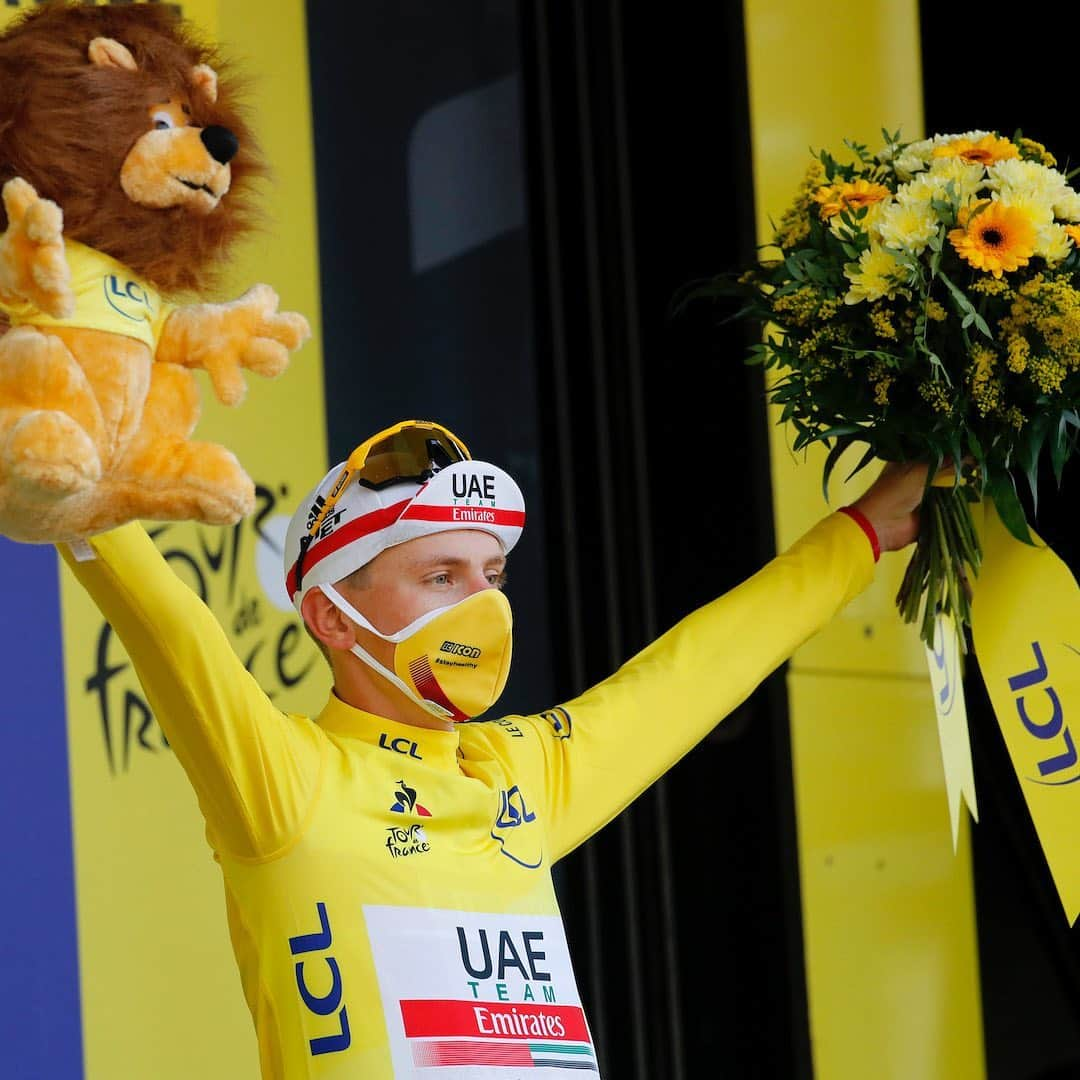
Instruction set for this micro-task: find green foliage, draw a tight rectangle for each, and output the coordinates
[681,129,1080,643]
[683,128,1080,546]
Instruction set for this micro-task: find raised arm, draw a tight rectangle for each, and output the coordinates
[528,460,933,861]
[60,523,323,858]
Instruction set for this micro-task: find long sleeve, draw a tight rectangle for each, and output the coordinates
[526,510,875,862]
[59,523,323,859]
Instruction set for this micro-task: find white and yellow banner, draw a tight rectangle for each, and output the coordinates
[925,609,979,851]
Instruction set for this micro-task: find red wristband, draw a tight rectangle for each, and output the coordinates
[839,504,880,562]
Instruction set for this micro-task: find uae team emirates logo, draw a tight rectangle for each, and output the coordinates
[361,908,599,1073]
[386,780,432,859]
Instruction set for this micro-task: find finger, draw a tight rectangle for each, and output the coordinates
[240,336,289,378]
[28,246,73,317]
[930,459,961,489]
[33,287,75,321]
[883,459,927,490]
[239,282,277,316]
[2,178,36,226]
[938,452,976,474]
[31,245,70,291]
[24,198,63,245]
[256,311,310,352]
[203,354,247,408]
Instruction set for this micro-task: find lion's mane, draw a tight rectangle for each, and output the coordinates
[0,1,265,296]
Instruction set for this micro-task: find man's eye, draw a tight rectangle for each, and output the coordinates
[152,111,176,130]
[431,573,451,586]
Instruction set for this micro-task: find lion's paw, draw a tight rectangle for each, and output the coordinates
[3,409,101,498]
[0,179,74,319]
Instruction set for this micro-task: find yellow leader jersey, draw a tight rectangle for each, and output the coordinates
[61,510,873,1078]
[0,240,173,349]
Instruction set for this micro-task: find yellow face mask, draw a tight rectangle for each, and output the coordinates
[319,584,513,722]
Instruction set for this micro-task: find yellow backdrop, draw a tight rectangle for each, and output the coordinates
[741,2,987,1077]
[0,1,326,1075]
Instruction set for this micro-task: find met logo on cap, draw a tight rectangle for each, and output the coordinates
[305,494,348,540]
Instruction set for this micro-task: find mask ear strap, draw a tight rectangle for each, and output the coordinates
[319,584,453,643]
[345,638,455,720]
[318,584,454,719]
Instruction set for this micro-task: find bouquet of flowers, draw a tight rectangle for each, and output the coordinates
[683,128,1080,648]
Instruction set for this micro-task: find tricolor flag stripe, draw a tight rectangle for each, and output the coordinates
[410,1039,599,1071]
[412,1039,533,1066]
[529,1041,597,1071]
[530,1043,595,1056]
[531,1060,599,1072]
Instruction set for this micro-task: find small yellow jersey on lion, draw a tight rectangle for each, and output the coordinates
[0,1,311,543]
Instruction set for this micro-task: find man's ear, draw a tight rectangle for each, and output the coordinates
[301,588,356,652]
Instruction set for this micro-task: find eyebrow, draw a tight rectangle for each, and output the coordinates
[408,553,506,570]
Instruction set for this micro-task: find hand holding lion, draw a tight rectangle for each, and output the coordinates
[0,3,312,543]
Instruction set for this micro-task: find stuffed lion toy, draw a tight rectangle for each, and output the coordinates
[0,1,311,543]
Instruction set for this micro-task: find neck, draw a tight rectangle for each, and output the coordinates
[331,652,456,732]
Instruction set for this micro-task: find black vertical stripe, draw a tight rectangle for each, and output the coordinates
[519,0,811,1074]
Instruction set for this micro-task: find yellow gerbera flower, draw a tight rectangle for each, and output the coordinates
[933,133,1019,166]
[948,200,1036,278]
[812,178,891,220]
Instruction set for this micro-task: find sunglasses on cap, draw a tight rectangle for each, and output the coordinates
[294,419,471,591]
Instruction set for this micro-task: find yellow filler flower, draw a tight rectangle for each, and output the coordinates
[949,201,1036,278]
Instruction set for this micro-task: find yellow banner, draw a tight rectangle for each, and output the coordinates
[925,610,979,850]
[971,498,1080,923]
[10,1,330,1076]
[743,2,986,1076]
